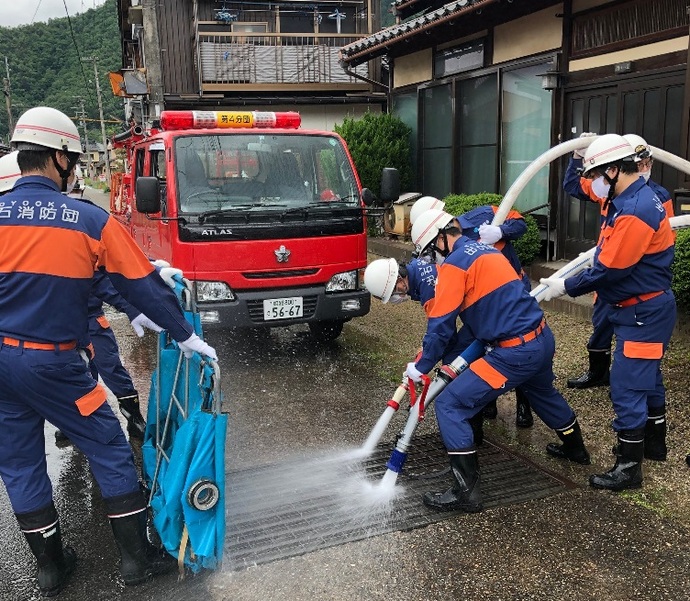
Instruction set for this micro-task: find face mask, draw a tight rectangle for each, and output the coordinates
[591,175,610,199]
[65,176,77,195]
[389,294,410,305]
[640,170,651,183]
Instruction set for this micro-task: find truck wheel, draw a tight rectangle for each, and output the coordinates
[308,320,344,342]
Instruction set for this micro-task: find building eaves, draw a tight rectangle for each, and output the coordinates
[341,0,495,66]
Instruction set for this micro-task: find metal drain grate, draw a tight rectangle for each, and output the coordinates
[225,433,574,570]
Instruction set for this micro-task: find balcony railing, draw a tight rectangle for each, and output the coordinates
[197,32,370,89]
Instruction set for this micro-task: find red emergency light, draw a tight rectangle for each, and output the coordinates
[160,110,301,131]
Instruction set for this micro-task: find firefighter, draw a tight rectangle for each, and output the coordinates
[409,197,535,427]
[0,107,217,595]
[0,152,156,443]
[364,256,486,444]
[563,133,675,397]
[541,134,676,491]
[408,209,590,512]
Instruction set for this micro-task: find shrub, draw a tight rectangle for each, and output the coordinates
[334,112,413,198]
[442,192,542,266]
[672,228,690,308]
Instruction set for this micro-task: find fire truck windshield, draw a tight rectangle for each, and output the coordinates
[174,134,360,215]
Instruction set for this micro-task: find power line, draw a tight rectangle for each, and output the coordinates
[62,0,95,105]
[30,0,44,25]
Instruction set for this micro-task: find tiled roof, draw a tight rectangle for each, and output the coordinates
[341,0,489,64]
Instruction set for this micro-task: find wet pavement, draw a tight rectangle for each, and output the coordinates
[2,188,690,600]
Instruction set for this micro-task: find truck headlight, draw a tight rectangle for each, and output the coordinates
[195,281,235,302]
[326,270,358,292]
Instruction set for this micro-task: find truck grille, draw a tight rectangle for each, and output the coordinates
[242,269,318,279]
[247,295,318,322]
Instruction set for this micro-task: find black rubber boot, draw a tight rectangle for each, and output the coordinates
[643,411,667,461]
[590,430,644,491]
[567,349,610,389]
[17,504,77,597]
[468,410,484,446]
[107,492,176,586]
[515,388,534,428]
[546,419,591,465]
[118,394,146,440]
[483,399,498,420]
[611,411,667,461]
[422,451,483,513]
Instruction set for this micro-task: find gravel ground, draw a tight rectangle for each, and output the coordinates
[346,270,690,526]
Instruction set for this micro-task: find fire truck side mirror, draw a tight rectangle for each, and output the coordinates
[361,188,375,207]
[379,168,400,205]
[136,177,162,214]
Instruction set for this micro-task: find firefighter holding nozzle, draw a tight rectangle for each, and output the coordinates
[540,134,676,492]
[407,209,590,513]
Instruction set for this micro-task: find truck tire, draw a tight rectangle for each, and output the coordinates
[308,320,344,342]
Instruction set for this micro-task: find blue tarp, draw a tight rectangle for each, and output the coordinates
[142,282,227,573]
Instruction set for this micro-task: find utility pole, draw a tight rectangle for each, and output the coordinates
[3,57,14,140]
[82,56,111,183]
[73,97,94,179]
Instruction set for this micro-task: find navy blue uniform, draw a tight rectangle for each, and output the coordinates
[0,176,193,514]
[415,237,576,450]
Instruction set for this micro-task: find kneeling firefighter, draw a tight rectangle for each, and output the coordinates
[407,209,590,512]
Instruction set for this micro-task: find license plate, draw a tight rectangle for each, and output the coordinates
[263,297,303,321]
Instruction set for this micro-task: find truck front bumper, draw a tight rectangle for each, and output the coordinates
[196,286,370,329]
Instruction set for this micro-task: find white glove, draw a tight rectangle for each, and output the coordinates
[573,132,597,159]
[478,222,502,245]
[539,277,567,302]
[158,267,183,289]
[405,362,423,383]
[152,259,171,268]
[130,313,163,337]
[178,333,218,361]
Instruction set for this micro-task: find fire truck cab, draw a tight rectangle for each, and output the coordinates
[110,110,399,341]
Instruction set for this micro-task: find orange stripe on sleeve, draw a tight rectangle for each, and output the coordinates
[422,297,434,316]
[97,217,156,279]
[623,340,663,360]
[75,383,107,416]
[0,224,98,278]
[96,315,110,329]
[428,263,466,318]
[462,253,519,310]
[469,358,508,389]
[598,215,654,269]
[663,199,675,218]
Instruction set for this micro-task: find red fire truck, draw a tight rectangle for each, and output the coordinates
[110,110,398,341]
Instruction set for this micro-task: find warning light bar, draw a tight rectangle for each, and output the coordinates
[160,110,301,131]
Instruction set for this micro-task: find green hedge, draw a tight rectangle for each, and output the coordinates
[672,228,690,308]
[442,192,542,266]
[334,112,414,198]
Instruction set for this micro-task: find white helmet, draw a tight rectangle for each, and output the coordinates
[582,133,636,177]
[364,257,399,303]
[623,134,652,161]
[409,196,445,225]
[411,209,454,255]
[11,107,82,154]
[0,151,21,194]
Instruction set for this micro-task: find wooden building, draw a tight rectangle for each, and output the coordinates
[340,0,690,259]
[115,0,386,131]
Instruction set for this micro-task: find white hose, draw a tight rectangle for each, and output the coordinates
[650,147,690,178]
[492,137,597,226]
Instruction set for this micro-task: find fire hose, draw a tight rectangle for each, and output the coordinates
[368,139,690,479]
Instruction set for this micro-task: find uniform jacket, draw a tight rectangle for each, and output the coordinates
[0,176,193,344]
[565,178,675,305]
[406,257,437,313]
[457,205,527,281]
[415,236,544,374]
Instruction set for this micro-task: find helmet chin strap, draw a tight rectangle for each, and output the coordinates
[603,168,619,210]
[51,147,79,192]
